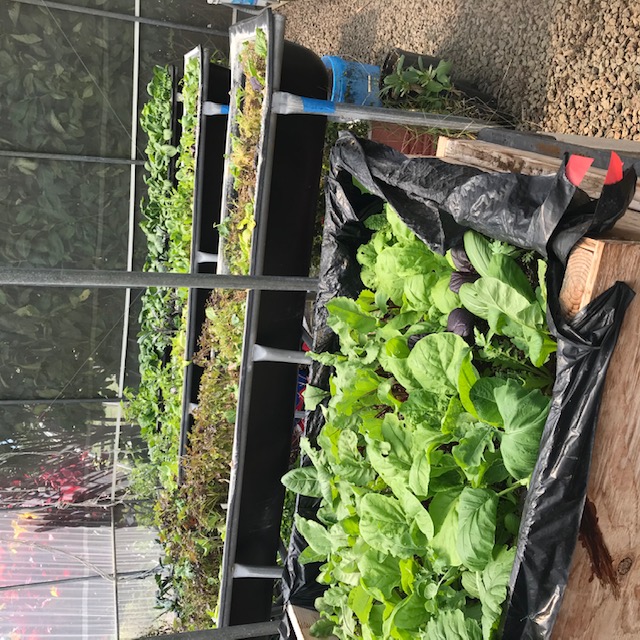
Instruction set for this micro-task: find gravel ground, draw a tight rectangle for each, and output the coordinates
[277,0,640,141]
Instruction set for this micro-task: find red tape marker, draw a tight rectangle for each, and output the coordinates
[565,154,594,186]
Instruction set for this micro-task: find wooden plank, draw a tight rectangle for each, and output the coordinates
[436,136,640,213]
[601,210,640,242]
[553,238,640,638]
[287,604,338,640]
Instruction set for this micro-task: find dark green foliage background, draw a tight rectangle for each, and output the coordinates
[0,0,229,493]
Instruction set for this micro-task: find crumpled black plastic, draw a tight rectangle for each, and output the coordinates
[280,132,636,639]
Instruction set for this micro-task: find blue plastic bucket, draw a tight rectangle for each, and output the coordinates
[322,55,382,107]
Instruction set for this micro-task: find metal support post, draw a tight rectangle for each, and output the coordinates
[233,563,282,579]
[13,0,228,36]
[252,345,312,364]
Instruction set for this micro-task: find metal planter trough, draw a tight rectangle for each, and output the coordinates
[177,46,230,473]
[211,9,328,629]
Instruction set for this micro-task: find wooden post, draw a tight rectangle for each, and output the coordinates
[554,238,640,638]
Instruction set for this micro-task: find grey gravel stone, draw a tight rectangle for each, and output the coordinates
[278,0,640,141]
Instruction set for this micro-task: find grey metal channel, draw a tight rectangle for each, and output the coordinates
[178,46,210,475]
[216,9,286,627]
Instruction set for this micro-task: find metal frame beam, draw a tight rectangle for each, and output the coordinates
[0,267,318,292]
[136,621,281,640]
[12,0,228,37]
[0,149,143,165]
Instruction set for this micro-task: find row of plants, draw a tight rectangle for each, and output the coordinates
[127,55,237,630]
[128,33,272,628]
[157,30,277,625]
[219,28,267,275]
[127,60,197,495]
[283,203,555,639]
[154,289,245,627]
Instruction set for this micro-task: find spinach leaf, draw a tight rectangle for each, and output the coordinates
[389,592,431,630]
[463,230,493,277]
[408,333,470,396]
[357,548,402,600]
[458,277,530,329]
[456,488,498,571]
[430,489,462,568]
[469,377,508,425]
[494,379,550,480]
[294,515,332,557]
[281,466,322,498]
[404,272,439,312]
[487,253,535,302]
[358,493,419,558]
[432,275,460,314]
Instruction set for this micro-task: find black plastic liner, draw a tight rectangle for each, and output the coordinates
[280,133,636,639]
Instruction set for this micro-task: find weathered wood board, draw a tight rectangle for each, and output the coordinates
[436,136,640,215]
[553,238,640,638]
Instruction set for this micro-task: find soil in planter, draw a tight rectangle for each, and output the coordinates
[223,29,267,275]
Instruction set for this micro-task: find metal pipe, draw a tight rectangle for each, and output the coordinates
[202,101,229,116]
[0,568,158,592]
[137,621,281,640]
[252,345,312,365]
[12,0,228,37]
[0,149,143,165]
[196,250,220,264]
[272,91,498,133]
[233,563,282,579]
[0,267,319,292]
[0,397,121,406]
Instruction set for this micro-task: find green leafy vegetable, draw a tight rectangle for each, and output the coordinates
[283,205,555,638]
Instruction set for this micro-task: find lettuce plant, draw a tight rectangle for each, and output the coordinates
[283,204,555,639]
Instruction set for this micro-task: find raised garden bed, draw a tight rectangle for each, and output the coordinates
[131,48,230,489]
[128,63,187,493]
[286,204,554,639]
[280,134,636,639]
[131,9,329,629]
[128,49,235,628]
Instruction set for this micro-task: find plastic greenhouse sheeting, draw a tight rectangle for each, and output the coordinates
[280,133,637,640]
